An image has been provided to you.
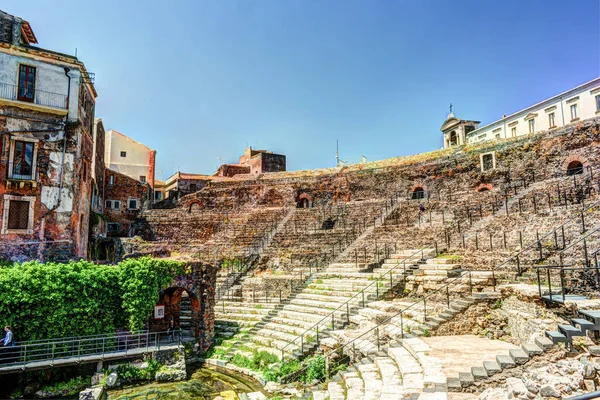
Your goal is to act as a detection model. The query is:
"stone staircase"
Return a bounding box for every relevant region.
[445,336,554,390]
[544,296,600,351]
[212,248,436,361]
[311,337,450,400]
[404,256,503,294]
[179,294,194,341]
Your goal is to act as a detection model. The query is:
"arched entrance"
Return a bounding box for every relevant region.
[296,193,312,208]
[566,160,584,176]
[154,286,201,343]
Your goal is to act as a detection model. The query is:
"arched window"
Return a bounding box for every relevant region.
[566,161,584,176]
[478,187,490,192]
[411,187,426,200]
[449,131,458,146]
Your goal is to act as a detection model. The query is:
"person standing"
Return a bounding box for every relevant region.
[1,326,12,347]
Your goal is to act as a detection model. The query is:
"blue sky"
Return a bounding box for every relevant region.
[6,0,600,179]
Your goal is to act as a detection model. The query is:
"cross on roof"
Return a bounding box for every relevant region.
[449,103,453,113]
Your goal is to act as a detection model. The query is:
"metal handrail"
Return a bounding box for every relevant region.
[17,330,149,345]
[279,243,435,361]
[503,198,600,274]
[0,330,181,369]
[564,390,600,400]
[279,264,477,383]
[280,196,600,381]
[0,82,68,109]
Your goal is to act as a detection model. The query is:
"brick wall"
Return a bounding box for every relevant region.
[104,169,149,237]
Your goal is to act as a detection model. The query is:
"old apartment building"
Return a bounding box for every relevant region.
[104,129,156,188]
[0,10,97,261]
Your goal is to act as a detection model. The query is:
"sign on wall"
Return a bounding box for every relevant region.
[154,305,165,319]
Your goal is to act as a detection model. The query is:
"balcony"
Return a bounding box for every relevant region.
[0,82,68,111]
[6,160,37,189]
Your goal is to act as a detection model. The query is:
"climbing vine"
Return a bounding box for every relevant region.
[0,258,184,341]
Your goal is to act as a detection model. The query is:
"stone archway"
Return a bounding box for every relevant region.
[562,155,588,176]
[150,262,216,352]
[296,192,312,208]
[187,201,203,213]
[475,183,494,192]
[156,286,201,342]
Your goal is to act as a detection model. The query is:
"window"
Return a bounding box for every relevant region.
[105,200,121,210]
[548,113,556,128]
[596,95,600,111]
[480,152,496,172]
[570,104,578,120]
[511,127,517,137]
[2,196,34,234]
[139,176,146,183]
[7,201,29,230]
[528,119,535,134]
[155,191,163,201]
[109,175,114,185]
[10,140,35,180]
[189,183,197,192]
[17,65,36,103]
[107,223,120,233]
[128,198,139,210]
[120,151,127,157]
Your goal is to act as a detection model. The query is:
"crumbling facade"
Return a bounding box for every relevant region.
[214,146,286,177]
[164,172,211,199]
[104,169,150,237]
[0,10,97,261]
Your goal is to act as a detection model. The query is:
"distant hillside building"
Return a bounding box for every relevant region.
[443,77,600,148]
[164,172,211,199]
[215,147,286,177]
[104,130,156,188]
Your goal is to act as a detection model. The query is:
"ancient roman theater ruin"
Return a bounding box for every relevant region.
[115,116,600,399]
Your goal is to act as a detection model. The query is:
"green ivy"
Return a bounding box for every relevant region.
[0,258,184,341]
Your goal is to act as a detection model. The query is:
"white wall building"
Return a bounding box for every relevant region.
[104,129,156,188]
[442,77,600,148]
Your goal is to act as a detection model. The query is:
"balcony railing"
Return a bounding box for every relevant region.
[0,82,67,109]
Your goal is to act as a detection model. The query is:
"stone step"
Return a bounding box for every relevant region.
[535,336,555,350]
[458,372,475,387]
[483,360,502,375]
[471,366,488,381]
[495,354,516,369]
[521,343,543,356]
[508,348,530,364]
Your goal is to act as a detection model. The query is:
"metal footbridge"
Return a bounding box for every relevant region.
[0,330,181,374]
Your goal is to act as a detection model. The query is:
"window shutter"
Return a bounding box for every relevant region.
[8,200,30,230]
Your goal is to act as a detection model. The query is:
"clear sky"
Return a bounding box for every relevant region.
[5,0,600,180]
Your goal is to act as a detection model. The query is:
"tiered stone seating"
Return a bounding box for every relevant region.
[213,249,432,361]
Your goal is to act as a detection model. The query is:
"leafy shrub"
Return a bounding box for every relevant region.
[0,258,184,341]
[301,355,326,383]
[37,376,89,397]
[116,359,162,383]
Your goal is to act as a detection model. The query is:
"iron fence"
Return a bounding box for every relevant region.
[0,82,68,109]
[0,330,180,370]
